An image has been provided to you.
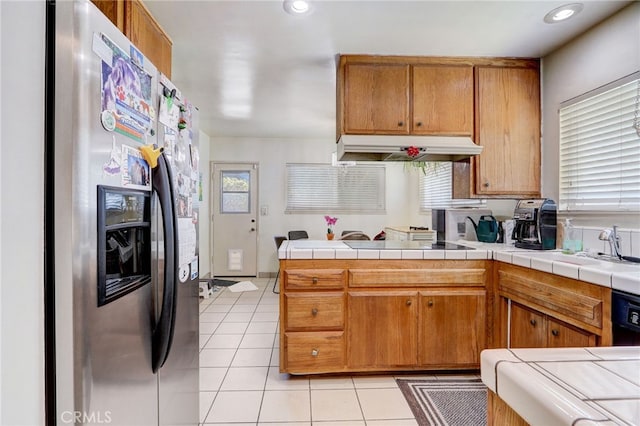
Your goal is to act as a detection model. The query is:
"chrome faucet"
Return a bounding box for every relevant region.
[598,225,622,259]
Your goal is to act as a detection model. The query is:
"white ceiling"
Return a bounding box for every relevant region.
[145,0,632,139]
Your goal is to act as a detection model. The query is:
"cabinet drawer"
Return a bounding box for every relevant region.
[284,269,346,290]
[498,266,603,329]
[349,268,485,287]
[285,293,344,331]
[284,332,345,373]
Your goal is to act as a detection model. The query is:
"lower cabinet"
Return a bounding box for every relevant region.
[497,263,610,349]
[280,259,490,374]
[284,331,345,373]
[509,301,596,348]
[346,289,487,370]
[347,292,418,368]
[419,290,486,366]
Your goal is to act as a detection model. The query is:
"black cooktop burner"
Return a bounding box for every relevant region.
[342,241,473,250]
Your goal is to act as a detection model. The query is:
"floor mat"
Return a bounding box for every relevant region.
[211,279,238,287]
[396,378,487,426]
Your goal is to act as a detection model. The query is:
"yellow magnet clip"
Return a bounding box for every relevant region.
[140,144,164,169]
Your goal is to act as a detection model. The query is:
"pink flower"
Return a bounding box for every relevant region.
[324,215,338,234]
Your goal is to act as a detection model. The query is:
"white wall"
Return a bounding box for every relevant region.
[210,137,421,274]
[541,2,640,228]
[209,137,516,275]
[0,1,46,425]
[198,130,211,278]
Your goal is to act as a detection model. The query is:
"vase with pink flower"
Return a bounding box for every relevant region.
[324,215,338,240]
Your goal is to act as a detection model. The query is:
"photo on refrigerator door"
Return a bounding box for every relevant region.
[121,145,151,190]
[100,34,153,142]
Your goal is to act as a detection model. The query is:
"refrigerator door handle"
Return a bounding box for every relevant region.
[149,151,179,373]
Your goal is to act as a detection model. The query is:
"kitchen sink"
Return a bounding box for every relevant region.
[521,251,640,270]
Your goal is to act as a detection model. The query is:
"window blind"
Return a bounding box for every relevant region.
[286,163,386,214]
[559,74,640,212]
[419,162,485,211]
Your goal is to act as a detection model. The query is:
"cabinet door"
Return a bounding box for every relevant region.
[91,0,125,31]
[343,64,410,134]
[509,302,546,348]
[412,65,473,136]
[476,67,540,196]
[548,318,597,348]
[347,291,417,368]
[419,290,486,366]
[124,0,172,78]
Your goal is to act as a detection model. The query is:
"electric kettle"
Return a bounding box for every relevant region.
[466,215,499,243]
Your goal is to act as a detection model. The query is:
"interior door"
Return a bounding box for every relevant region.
[212,163,258,276]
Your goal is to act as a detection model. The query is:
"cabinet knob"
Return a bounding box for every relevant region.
[312,277,318,284]
[551,329,559,337]
[483,182,490,188]
[398,121,404,127]
[406,300,412,306]
[311,349,319,357]
[311,308,318,316]
[530,319,537,326]
[428,300,434,307]
[416,122,423,127]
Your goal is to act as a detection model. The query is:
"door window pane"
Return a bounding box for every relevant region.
[221,171,250,213]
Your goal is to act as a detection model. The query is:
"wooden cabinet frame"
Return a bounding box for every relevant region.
[279,259,492,374]
[492,263,612,348]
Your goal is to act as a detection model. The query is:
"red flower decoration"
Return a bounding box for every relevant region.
[406,146,420,158]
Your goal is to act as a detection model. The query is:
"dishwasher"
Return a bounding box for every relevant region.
[612,289,640,346]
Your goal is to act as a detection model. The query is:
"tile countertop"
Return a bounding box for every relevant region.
[481,347,640,426]
[278,240,640,295]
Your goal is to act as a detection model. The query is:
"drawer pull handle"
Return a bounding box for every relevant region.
[312,277,318,284]
[311,349,319,357]
[428,300,433,307]
[311,308,318,316]
[398,121,404,127]
[551,329,559,337]
[530,319,537,326]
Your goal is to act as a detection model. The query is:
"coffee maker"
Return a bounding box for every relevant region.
[512,199,557,250]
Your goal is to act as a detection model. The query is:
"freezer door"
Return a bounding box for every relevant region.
[53,1,159,424]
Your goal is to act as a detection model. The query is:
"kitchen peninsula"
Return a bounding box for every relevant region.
[278,239,493,374]
[278,239,639,425]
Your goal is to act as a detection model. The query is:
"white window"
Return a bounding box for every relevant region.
[286,163,386,214]
[419,162,485,211]
[559,73,640,212]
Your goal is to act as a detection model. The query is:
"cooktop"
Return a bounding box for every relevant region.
[342,241,473,250]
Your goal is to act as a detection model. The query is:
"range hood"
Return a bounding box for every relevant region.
[336,135,483,162]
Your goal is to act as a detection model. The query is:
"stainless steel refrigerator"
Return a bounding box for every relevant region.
[48,1,199,424]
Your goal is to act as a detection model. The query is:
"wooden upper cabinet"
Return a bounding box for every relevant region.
[91,0,172,78]
[475,66,540,196]
[412,65,473,136]
[342,63,410,135]
[124,0,172,78]
[338,58,474,137]
[91,0,124,29]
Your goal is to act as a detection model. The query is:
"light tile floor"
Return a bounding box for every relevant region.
[198,277,478,425]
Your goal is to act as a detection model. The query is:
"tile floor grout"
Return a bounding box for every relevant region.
[198,277,479,425]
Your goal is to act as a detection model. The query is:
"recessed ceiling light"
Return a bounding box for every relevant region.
[283,0,312,15]
[544,3,584,23]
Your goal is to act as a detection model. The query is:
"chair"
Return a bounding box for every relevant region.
[273,236,287,293]
[340,232,371,240]
[288,230,309,240]
[341,230,362,236]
